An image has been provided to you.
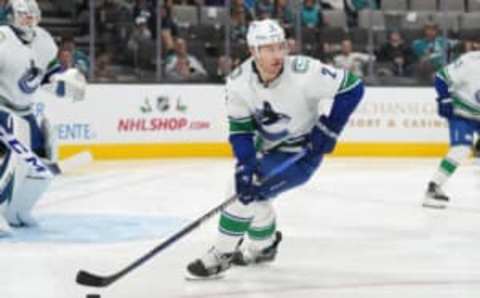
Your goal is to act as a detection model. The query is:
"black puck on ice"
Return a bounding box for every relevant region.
[86,294,100,298]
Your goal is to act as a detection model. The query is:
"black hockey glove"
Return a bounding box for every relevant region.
[310,115,340,154]
[235,161,259,205]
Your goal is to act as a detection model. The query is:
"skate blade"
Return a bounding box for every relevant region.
[422,201,447,209]
[184,270,225,281]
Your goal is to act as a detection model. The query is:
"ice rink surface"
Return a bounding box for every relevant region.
[2,157,480,298]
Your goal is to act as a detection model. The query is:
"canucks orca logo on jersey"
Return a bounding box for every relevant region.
[18,60,43,94]
[254,101,291,141]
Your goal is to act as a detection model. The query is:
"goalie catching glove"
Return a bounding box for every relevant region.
[50,68,87,102]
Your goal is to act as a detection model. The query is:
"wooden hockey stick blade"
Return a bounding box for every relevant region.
[56,151,93,174]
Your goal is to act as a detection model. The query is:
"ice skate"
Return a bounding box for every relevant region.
[185,247,234,280]
[231,231,282,266]
[423,182,449,209]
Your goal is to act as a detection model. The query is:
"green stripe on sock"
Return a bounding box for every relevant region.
[219,212,251,234]
[247,222,276,240]
[440,158,458,175]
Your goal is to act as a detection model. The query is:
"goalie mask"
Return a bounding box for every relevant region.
[9,0,41,43]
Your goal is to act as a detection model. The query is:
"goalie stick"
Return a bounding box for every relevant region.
[76,149,308,288]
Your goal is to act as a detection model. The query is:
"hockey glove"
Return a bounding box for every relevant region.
[437,97,454,119]
[235,162,259,205]
[310,115,340,154]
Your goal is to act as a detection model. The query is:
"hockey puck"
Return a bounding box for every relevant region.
[86,294,100,298]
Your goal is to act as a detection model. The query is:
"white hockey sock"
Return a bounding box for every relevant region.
[244,201,276,251]
[432,145,470,186]
[215,199,254,253]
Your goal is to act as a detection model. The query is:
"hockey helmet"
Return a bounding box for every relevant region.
[246,19,286,48]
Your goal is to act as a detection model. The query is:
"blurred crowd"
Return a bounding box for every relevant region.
[34,0,480,84]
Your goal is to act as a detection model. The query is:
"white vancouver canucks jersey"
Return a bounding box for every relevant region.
[0,25,57,113]
[437,51,480,121]
[226,55,361,152]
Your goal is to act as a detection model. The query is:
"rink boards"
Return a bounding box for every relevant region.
[36,84,449,159]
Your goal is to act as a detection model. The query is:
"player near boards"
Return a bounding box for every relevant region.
[186,19,365,279]
[423,51,480,208]
[0,0,86,235]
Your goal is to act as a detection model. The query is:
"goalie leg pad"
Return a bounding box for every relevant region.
[0,107,31,230]
[0,110,52,227]
[5,173,51,227]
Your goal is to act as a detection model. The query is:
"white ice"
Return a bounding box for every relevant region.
[1,157,480,298]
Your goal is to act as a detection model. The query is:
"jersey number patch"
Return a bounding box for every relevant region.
[321,67,337,79]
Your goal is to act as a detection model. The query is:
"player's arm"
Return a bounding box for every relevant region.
[226,83,258,205]
[310,68,365,154]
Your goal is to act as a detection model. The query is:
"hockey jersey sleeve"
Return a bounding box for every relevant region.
[327,74,364,133]
[307,58,364,133]
[226,80,256,165]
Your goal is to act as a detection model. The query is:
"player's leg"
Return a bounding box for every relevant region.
[423,117,473,208]
[5,114,55,227]
[0,144,16,236]
[186,151,321,278]
[186,199,254,279]
[232,150,321,265]
[231,200,282,265]
[0,108,28,235]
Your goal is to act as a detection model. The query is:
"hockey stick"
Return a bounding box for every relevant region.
[76,149,308,287]
[0,125,93,176]
[49,151,93,175]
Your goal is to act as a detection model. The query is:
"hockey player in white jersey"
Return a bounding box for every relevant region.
[186,19,365,279]
[0,0,85,235]
[423,51,480,208]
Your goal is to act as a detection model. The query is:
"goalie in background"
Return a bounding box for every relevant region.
[0,0,86,236]
[185,19,364,279]
[423,51,480,209]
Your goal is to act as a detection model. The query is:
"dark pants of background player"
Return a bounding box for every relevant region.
[256,150,322,200]
[448,117,480,147]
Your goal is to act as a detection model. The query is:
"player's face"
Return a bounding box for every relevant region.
[252,42,287,79]
[16,11,34,28]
